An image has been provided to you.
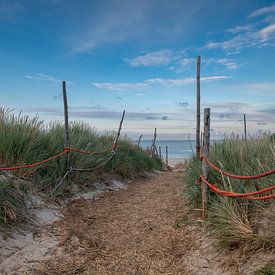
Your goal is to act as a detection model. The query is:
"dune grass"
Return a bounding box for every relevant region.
[185,134,275,251]
[0,109,162,228]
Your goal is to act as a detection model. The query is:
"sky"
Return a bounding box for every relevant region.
[0,0,275,140]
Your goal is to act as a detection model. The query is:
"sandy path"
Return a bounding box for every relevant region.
[33,171,233,275]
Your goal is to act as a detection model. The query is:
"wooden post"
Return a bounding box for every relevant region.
[158,146,162,159]
[113,110,125,149]
[202,108,210,220]
[196,56,201,157]
[243,114,247,140]
[150,128,157,156]
[62,81,70,174]
[165,146,168,166]
[137,134,143,147]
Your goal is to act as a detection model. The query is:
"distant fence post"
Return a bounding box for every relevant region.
[113,110,125,149]
[196,55,201,157]
[62,80,70,175]
[165,146,168,167]
[150,128,157,156]
[243,114,247,140]
[137,134,143,147]
[159,146,162,159]
[202,107,210,220]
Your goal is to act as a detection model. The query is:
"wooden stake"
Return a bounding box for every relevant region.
[62,81,70,174]
[137,134,143,147]
[196,56,201,157]
[243,114,247,140]
[165,146,168,167]
[158,146,162,159]
[150,128,157,156]
[113,110,125,149]
[202,108,210,220]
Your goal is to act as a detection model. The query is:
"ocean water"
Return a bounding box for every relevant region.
[137,140,221,163]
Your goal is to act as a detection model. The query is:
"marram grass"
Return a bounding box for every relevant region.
[0,109,162,228]
[184,134,275,250]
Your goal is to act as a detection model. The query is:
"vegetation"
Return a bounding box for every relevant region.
[185,135,275,252]
[254,263,275,275]
[0,109,162,228]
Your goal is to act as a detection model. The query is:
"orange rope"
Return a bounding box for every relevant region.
[199,176,275,201]
[200,148,275,180]
[0,149,70,171]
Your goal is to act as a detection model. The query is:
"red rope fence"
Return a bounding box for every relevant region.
[0,145,143,172]
[198,176,275,201]
[199,147,275,180]
[198,147,275,201]
[0,149,70,171]
[0,146,113,171]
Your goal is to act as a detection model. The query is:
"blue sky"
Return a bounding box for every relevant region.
[0,0,275,139]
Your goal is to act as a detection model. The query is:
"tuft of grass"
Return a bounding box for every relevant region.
[0,172,26,229]
[254,263,275,275]
[184,134,275,250]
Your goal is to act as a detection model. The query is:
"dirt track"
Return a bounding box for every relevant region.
[34,170,236,275]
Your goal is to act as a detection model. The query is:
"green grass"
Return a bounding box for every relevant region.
[0,109,163,228]
[184,134,275,250]
[254,263,275,275]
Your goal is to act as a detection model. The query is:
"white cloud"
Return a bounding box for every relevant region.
[249,4,275,18]
[125,50,174,67]
[227,25,252,34]
[259,23,275,40]
[125,51,238,72]
[216,59,239,70]
[93,75,230,91]
[205,23,275,52]
[93,82,148,91]
[25,73,61,83]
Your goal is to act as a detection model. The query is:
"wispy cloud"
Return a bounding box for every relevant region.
[93,75,230,91]
[206,4,275,53]
[25,73,61,84]
[249,4,275,18]
[125,50,238,72]
[205,24,275,52]
[69,1,211,53]
[93,82,148,91]
[125,50,174,67]
[227,25,252,34]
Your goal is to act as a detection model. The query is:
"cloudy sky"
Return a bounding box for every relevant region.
[0,0,275,139]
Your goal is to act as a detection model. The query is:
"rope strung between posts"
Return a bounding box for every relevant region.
[0,144,147,172]
[198,176,275,201]
[0,148,70,171]
[199,147,275,180]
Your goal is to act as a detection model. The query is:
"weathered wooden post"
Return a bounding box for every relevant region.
[165,146,168,167]
[113,110,125,149]
[243,114,247,140]
[202,108,210,219]
[137,134,143,147]
[158,146,162,159]
[62,80,70,174]
[150,128,157,156]
[196,56,201,157]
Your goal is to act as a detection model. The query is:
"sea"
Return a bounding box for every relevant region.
[137,140,221,164]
